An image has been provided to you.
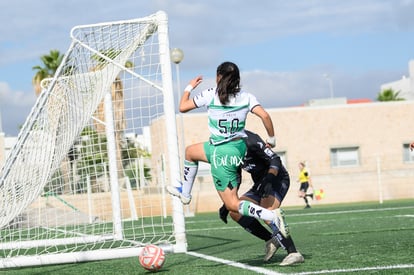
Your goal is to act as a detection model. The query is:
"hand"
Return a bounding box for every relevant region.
[258,173,277,198]
[266,136,276,148]
[188,76,203,90]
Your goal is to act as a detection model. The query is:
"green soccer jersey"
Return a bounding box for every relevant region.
[193,87,260,145]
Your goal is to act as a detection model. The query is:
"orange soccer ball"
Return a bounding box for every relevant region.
[139,244,166,272]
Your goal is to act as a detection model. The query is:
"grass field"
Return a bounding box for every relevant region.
[3,199,414,274]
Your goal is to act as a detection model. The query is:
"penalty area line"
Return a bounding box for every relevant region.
[293,263,414,275]
[186,251,284,275]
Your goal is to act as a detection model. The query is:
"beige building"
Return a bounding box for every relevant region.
[2,98,413,215]
[167,100,414,212]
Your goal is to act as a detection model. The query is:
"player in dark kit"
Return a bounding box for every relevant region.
[219,130,304,266]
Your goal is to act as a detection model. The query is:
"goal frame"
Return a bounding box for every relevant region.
[0,11,186,268]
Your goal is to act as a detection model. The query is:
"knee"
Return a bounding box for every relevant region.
[185,144,197,160]
[225,201,239,212]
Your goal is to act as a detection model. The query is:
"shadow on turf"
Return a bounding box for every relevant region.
[186,233,239,251]
[187,233,311,267]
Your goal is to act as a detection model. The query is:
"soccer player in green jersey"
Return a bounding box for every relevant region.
[167,61,288,241]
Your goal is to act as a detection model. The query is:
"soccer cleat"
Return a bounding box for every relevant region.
[166,185,192,205]
[272,208,290,238]
[279,252,304,266]
[263,239,279,262]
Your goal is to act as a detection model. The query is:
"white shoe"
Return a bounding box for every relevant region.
[166,185,192,205]
[263,239,279,262]
[272,208,290,237]
[279,252,304,266]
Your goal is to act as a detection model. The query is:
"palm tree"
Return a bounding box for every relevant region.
[32,48,131,192]
[32,50,64,96]
[32,49,76,194]
[377,88,405,102]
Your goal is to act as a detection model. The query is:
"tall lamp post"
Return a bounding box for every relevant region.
[170,48,185,155]
[171,48,184,105]
[323,73,334,99]
[170,48,193,216]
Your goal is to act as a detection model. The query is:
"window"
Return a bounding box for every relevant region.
[403,144,414,162]
[330,147,359,167]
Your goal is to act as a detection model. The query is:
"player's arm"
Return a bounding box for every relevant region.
[179,76,203,113]
[251,132,281,197]
[257,135,282,175]
[251,105,276,147]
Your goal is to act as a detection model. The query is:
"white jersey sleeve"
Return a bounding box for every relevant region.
[193,87,216,108]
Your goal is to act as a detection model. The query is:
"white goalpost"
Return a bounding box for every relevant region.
[0,11,186,268]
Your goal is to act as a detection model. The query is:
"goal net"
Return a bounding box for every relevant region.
[0,11,186,268]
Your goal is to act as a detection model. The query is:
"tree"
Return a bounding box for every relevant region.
[377,88,405,102]
[32,48,133,193]
[76,126,109,193]
[32,50,64,96]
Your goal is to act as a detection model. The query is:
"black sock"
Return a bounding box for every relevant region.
[304,197,309,205]
[273,232,297,254]
[237,216,272,241]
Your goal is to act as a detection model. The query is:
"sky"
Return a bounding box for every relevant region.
[1,0,414,136]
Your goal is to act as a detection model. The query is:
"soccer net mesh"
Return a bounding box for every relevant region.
[0,11,186,268]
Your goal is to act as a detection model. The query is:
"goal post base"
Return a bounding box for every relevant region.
[0,10,186,268]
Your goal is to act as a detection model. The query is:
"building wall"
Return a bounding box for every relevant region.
[173,100,414,211]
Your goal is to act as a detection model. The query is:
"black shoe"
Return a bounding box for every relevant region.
[304,205,311,209]
[219,204,229,224]
[306,193,314,200]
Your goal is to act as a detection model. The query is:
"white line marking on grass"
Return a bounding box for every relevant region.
[289,206,414,218]
[186,251,283,275]
[292,264,414,274]
[396,214,414,218]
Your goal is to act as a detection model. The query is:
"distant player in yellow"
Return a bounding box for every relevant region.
[297,162,313,208]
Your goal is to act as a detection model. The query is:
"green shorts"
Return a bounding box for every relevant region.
[203,139,246,192]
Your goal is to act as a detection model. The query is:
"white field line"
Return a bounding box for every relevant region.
[288,205,414,217]
[185,205,414,274]
[395,214,414,218]
[292,264,414,274]
[187,251,414,275]
[186,251,284,275]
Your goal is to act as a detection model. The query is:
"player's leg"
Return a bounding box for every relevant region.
[210,148,279,223]
[302,182,311,208]
[299,183,310,208]
[167,142,207,204]
[219,203,230,224]
[231,191,279,262]
[219,167,242,224]
[263,176,304,266]
[229,193,273,241]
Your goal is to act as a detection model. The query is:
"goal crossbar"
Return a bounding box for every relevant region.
[0,10,186,268]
